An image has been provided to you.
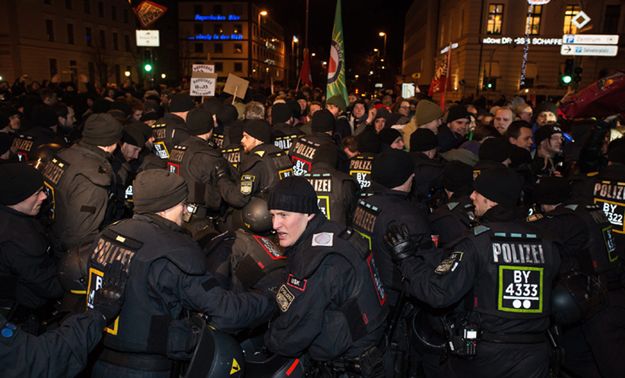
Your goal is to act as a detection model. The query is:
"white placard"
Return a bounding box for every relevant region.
[192,64,215,74]
[401,83,416,98]
[136,30,160,47]
[562,34,619,45]
[527,0,550,4]
[561,44,618,57]
[190,77,216,96]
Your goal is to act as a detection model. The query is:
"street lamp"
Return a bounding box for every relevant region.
[291,35,299,86]
[124,70,131,77]
[378,32,387,58]
[161,73,167,79]
[258,10,268,39]
[311,52,316,57]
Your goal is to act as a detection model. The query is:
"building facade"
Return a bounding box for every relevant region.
[0,0,141,86]
[178,1,286,86]
[402,0,624,100]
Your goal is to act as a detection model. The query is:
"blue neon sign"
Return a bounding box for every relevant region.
[188,34,244,41]
[194,14,241,21]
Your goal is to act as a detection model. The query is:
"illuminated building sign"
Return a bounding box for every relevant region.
[188,34,244,41]
[194,14,241,21]
[482,37,562,45]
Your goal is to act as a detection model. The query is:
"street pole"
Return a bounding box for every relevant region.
[520,4,533,89]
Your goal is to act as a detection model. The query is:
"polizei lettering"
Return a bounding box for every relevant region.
[492,242,545,265]
[307,178,332,192]
[92,238,136,273]
[353,205,377,233]
[350,159,372,171]
[594,182,625,201]
[292,141,317,160]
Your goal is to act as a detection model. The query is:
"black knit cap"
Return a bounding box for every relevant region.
[478,137,511,163]
[372,149,414,189]
[268,176,319,214]
[122,122,150,147]
[607,137,625,165]
[169,93,195,113]
[312,143,338,167]
[446,105,472,124]
[186,108,214,136]
[82,113,123,146]
[356,127,381,153]
[271,103,293,124]
[473,166,522,207]
[533,177,571,205]
[534,124,562,145]
[217,104,238,126]
[379,128,402,146]
[311,109,335,133]
[0,163,44,205]
[442,161,474,195]
[243,119,272,143]
[410,128,438,152]
[133,169,188,214]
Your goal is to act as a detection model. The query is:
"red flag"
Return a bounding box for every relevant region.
[299,48,313,87]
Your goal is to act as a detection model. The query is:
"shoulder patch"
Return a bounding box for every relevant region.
[276,284,295,312]
[287,274,307,292]
[473,225,490,236]
[254,150,266,158]
[311,232,333,247]
[564,204,579,211]
[240,174,255,195]
[434,251,463,275]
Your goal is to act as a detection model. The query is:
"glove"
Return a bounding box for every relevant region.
[384,223,415,262]
[214,160,229,180]
[89,261,128,324]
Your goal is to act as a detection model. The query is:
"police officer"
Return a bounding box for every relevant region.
[271,103,304,152]
[473,137,511,179]
[385,167,560,378]
[0,164,63,321]
[89,169,274,377]
[289,109,338,176]
[265,177,388,377]
[2,259,126,378]
[408,128,445,208]
[48,113,122,253]
[533,177,625,377]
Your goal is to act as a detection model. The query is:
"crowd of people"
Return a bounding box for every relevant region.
[1,74,625,378]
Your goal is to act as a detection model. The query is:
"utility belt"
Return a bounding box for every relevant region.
[318,345,384,377]
[99,348,172,372]
[480,331,546,344]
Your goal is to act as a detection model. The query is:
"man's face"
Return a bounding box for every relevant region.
[132,110,143,122]
[449,118,470,136]
[470,190,494,218]
[297,99,307,112]
[510,127,533,151]
[348,94,357,104]
[241,131,260,153]
[374,117,386,133]
[352,103,366,118]
[326,104,340,117]
[390,137,404,150]
[121,142,142,161]
[536,111,557,126]
[546,133,563,154]
[271,210,313,247]
[494,109,513,135]
[309,104,322,116]
[398,101,411,117]
[59,107,76,128]
[518,106,533,123]
[11,187,47,216]
[9,114,20,130]
[171,202,185,226]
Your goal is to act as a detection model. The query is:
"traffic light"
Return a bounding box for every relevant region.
[560,59,574,86]
[143,63,153,72]
[483,77,496,90]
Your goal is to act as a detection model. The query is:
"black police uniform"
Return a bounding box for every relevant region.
[290,133,345,176]
[89,213,274,377]
[396,205,560,378]
[1,311,106,378]
[305,162,359,226]
[238,143,293,197]
[265,215,388,371]
[272,122,304,153]
[349,153,375,195]
[409,152,445,208]
[428,194,476,248]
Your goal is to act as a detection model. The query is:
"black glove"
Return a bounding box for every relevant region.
[384,223,415,262]
[214,160,229,180]
[89,261,128,324]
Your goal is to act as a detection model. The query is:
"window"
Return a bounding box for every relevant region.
[214,43,223,53]
[85,27,92,46]
[525,5,543,35]
[234,62,243,72]
[194,23,203,34]
[49,58,58,77]
[215,62,223,72]
[97,1,104,17]
[111,6,116,21]
[193,4,202,15]
[124,34,130,51]
[603,5,620,34]
[112,32,118,50]
[45,20,55,42]
[234,43,243,53]
[65,0,72,9]
[214,24,223,34]
[123,9,129,23]
[213,5,222,14]
[194,43,203,53]
[83,0,90,14]
[67,23,74,44]
[233,24,242,34]
[486,4,504,34]
[563,5,581,34]
[99,30,106,49]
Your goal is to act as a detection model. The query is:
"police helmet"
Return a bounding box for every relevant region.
[31,142,63,170]
[57,243,91,294]
[183,322,245,378]
[241,197,272,234]
[551,272,606,326]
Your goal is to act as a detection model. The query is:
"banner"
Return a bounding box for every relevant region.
[428,48,451,97]
[299,48,313,87]
[326,0,348,104]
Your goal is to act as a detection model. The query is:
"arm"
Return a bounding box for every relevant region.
[63,174,110,246]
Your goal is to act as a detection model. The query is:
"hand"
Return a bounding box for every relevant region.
[384,223,415,261]
[90,261,128,324]
[214,160,229,180]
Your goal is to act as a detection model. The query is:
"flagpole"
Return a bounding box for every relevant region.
[304,0,310,49]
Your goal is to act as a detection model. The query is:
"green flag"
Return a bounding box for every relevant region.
[326,0,348,104]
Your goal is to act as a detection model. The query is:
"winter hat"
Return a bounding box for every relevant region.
[536,102,558,116]
[133,169,188,214]
[534,124,563,145]
[217,104,239,126]
[312,143,339,167]
[326,95,347,113]
[169,93,195,113]
[243,119,272,144]
[607,137,625,165]
[446,105,472,124]
[82,113,123,146]
[478,137,511,163]
[379,128,402,146]
[268,176,319,214]
[415,100,443,126]
[356,127,381,153]
[410,128,438,152]
[442,161,474,195]
[372,149,414,189]
[186,108,214,136]
[0,163,44,206]
[122,122,150,147]
[473,166,522,207]
[311,109,336,133]
[271,103,293,124]
[533,177,571,205]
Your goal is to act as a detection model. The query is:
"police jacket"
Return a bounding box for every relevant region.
[289,133,339,176]
[353,189,431,307]
[348,153,375,194]
[239,143,293,196]
[0,205,63,309]
[409,152,445,207]
[48,141,115,251]
[88,213,274,356]
[272,123,304,152]
[398,205,560,335]
[307,162,359,226]
[266,215,388,361]
[437,125,465,153]
[429,194,475,248]
[169,135,247,211]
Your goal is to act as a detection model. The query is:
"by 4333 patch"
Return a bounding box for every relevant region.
[498,265,544,313]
